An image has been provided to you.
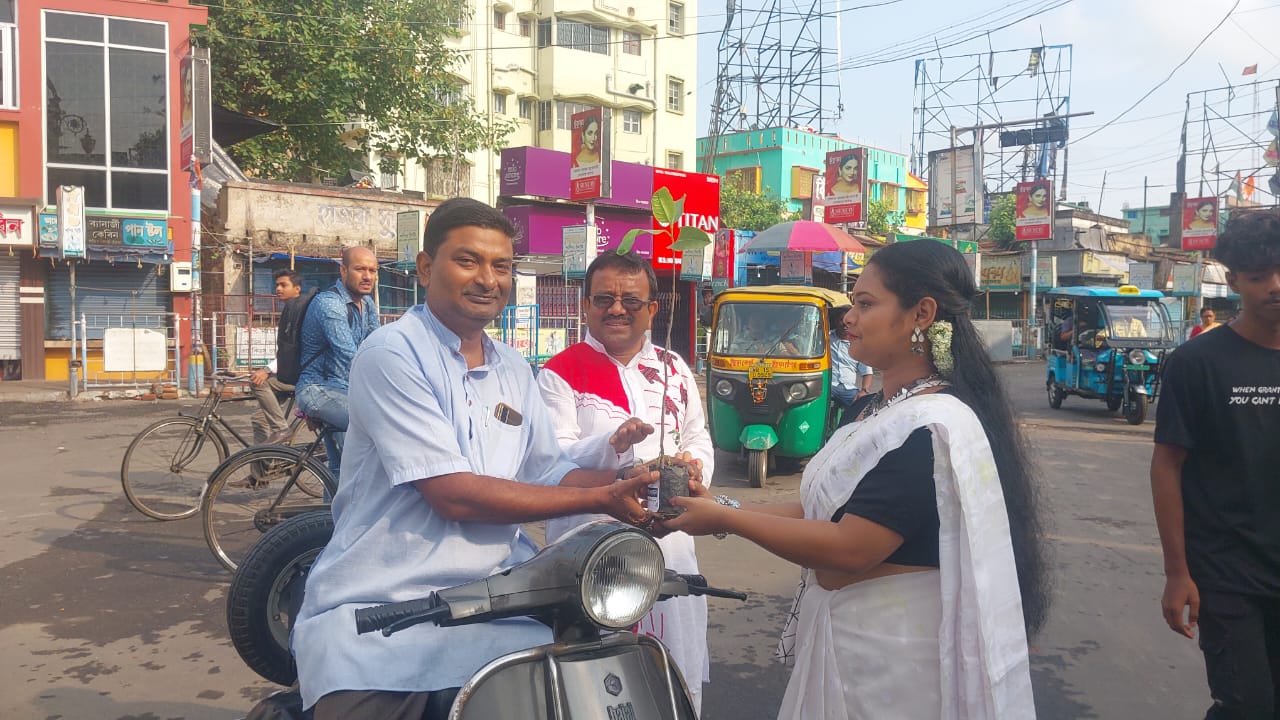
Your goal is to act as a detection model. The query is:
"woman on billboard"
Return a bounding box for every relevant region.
[828,152,862,197]
[1185,200,1217,232]
[1018,182,1051,219]
[572,115,601,168]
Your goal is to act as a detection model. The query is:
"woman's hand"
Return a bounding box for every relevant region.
[664,495,731,536]
[672,451,704,486]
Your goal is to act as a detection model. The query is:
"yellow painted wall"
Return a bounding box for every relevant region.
[44,346,172,383]
[0,123,17,196]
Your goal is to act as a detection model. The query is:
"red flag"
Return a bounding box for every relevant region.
[1242,64,1258,75]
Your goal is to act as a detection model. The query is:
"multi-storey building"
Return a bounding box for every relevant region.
[374,0,699,203]
[0,0,207,383]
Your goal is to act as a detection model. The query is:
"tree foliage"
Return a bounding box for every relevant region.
[988,194,1019,248]
[197,0,514,181]
[719,185,799,231]
[864,199,895,236]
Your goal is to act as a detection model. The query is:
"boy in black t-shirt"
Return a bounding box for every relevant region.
[1152,208,1280,719]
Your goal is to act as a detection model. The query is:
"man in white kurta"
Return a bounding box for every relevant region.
[538,252,715,713]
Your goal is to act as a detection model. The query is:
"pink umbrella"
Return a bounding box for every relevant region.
[739,220,868,254]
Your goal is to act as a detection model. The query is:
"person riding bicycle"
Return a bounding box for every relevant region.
[294,246,380,475]
[250,268,303,446]
[291,198,660,718]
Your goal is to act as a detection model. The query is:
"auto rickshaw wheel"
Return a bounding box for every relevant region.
[1046,375,1064,409]
[1125,393,1148,425]
[747,449,767,488]
[1106,396,1123,412]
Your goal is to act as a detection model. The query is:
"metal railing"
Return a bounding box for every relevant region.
[72,312,181,392]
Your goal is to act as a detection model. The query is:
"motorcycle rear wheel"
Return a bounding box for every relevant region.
[226,510,333,686]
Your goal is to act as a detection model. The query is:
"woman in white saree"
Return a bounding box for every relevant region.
[668,239,1050,719]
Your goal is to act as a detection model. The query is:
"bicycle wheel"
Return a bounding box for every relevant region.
[121,417,227,520]
[202,446,333,572]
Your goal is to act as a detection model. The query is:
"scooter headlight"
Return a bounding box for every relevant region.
[715,379,733,398]
[785,383,807,402]
[1095,363,1107,373]
[580,531,665,629]
[1128,349,1146,364]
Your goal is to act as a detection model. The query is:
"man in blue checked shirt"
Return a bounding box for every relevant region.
[295,245,380,472]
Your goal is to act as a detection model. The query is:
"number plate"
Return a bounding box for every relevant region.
[1123,363,1150,371]
[748,361,773,380]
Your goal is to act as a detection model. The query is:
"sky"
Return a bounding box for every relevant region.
[693,0,1280,218]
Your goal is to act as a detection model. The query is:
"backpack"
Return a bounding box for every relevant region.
[274,287,320,386]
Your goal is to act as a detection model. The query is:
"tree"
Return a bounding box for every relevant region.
[988,194,1019,248]
[197,0,514,181]
[864,199,895,236]
[719,185,799,231]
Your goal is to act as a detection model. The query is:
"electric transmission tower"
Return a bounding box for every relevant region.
[702,0,841,173]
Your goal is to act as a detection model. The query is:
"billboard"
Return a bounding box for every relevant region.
[927,145,983,227]
[179,48,212,171]
[56,185,86,259]
[649,168,721,271]
[822,148,864,224]
[569,107,611,201]
[1181,197,1218,251]
[1014,180,1053,241]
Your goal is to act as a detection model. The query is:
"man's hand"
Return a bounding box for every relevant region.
[250,368,270,388]
[672,451,704,486]
[1162,572,1200,638]
[595,469,657,526]
[609,417,654,455]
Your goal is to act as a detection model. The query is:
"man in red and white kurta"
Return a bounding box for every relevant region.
[537,254,715,713]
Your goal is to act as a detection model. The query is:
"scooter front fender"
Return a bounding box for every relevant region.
[453,633,695,720]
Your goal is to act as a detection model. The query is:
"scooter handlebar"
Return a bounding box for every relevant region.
[355,596,441,636]
[675,574,748,601]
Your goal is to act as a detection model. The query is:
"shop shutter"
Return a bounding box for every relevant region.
[0,255,19,360]
[45,263,170,340]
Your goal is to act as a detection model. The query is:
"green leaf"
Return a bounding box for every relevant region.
[616,228,658,255]
[669,225,712,251]
[652,187,679,226]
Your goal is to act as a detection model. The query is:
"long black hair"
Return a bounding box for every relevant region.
[866,239,1051,636]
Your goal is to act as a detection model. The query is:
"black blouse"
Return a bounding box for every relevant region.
[831,425,941,568]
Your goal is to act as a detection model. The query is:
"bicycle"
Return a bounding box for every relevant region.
[201,419,338,572]
[120,371,305,521]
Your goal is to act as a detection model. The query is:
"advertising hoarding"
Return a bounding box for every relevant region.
[1181,197,1218,251]
[1014,180,1053,241]
[822,148,864,224]
[649,168,721,271]
[569,107,611,201]
[927,145,983,227]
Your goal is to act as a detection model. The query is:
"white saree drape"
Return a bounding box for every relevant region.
[777,393,1035,720]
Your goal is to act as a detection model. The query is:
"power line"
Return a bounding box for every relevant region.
[1069,0,1241,147]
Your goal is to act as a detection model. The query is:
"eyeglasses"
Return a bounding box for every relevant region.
[589,294,652,312]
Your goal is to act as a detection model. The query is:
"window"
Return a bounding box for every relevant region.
[668,2,684,34]
[666,76,684,113]
[519,97,533,120]
[725,167,760,193]
[622,30,641,55]
[556,19,608,55]
[519,17,532,37]
[666,151,683,170]
[492,9,506,31]
[0,0,15,109]
[537,100,553,132]
[44,13,169,211]
[622,109,641,134]
[536,19,551,48]
[555,101,595,130]
[493,92,506,114]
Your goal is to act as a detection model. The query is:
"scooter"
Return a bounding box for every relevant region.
[227,514,745,719]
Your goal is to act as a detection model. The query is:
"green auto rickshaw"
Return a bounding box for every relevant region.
[706,285,851,487]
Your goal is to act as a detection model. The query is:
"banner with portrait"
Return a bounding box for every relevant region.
[822,148,864,224]
[1014,180,1053,241]
[1181,196,1218,251]
[569,107,610,201]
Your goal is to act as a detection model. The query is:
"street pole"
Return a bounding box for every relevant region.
[1142,176,1148,236]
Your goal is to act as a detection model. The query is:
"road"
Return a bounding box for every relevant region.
[0,361,1209,719]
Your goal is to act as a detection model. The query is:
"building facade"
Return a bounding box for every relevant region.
[695,127,912,227]
[374,0,699,204]
[0,0,207,382]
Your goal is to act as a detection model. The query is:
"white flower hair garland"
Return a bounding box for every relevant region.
[927,320,954,376]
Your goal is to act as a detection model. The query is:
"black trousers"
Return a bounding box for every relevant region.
[1200,591,1280,720]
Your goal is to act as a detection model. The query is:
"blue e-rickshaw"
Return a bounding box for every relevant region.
[1044,285,1177,425]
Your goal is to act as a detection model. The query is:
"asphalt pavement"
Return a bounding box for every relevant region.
[0,360,1212,719]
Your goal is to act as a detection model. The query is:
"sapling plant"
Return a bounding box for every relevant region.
[616,187,712,517]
